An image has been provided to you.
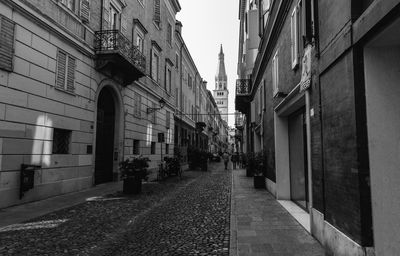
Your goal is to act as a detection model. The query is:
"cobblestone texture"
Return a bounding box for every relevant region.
[0,164,231,256]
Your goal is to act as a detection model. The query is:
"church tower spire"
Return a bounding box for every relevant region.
[213,44,229,124]
[216,44,227,86]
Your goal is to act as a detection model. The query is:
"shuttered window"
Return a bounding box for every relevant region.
[154,0,161,24]
[167,23,172,45]
[56,50,76,93]
[0,15,15,72]
[80,0,90,22]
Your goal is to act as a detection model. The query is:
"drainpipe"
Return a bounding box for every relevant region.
[305,89,313,230]
[100,0,104,30]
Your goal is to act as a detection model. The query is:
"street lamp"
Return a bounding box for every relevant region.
[147,98,166,114]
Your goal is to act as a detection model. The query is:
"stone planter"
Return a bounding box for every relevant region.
[253,175,266,189]
[123,177,142,194]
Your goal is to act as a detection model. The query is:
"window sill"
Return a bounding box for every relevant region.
[54,86,76,96]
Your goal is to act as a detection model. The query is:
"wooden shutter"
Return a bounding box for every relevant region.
[66,56,76,92]
[56,51,67,89]
[0,15,15,72]
[154,0,161,23]
[103,0,110,29]
[80,0,90,23]
[121,13,128,35]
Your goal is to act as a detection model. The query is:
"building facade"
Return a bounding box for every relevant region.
[236,0,400,255]
[0,0,227,209]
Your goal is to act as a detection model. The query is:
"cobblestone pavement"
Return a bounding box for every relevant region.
[0,163,231,256]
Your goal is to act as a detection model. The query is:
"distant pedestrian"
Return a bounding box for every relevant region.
[231,152,238,169]
[222,151,230,170]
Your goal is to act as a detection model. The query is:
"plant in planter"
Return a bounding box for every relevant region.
[119,156,150,195]
[253,151,266,189]
[246,152,255,177]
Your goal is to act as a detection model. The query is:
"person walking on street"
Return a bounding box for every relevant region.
[222,151,230,170]
[231,152,238,169]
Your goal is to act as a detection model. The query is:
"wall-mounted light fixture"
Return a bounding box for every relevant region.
[147,98,166,114]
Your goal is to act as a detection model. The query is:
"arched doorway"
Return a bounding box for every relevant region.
[95,87,116,184]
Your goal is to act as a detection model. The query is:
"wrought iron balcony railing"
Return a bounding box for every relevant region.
[94,30,146,74]
[236,79,252,95]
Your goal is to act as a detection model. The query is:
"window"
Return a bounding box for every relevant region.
[151,49,160,82]
[188,75,192,89]
[259,0,270,35]
[52,128,71,154]
[291,0,314,69]
[166,111,171,128]
[133,139,140,155]
[167,23,172,45]
[291,5,299,69]
[56,50,76,93]
[153,0,161,26]
[0,15,15,72]
[80,0,90,22]
[175,53,179,70]
[61,0,75,11]
[133,92,142,118]
[165,63,172,93]
[165,144,169,155]
[272,50,279,96]
[135,32,144,53]
[151,142,156,154]
[109,3,120,29]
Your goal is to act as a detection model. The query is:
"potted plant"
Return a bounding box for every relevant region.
[119,156,150,194]
[246,152,255,177]
[253,151,266,189]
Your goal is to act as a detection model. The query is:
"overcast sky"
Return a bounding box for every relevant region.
[176,0,240,127]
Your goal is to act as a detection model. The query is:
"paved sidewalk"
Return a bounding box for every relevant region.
[0,181,122,228]
[230,169,325,256]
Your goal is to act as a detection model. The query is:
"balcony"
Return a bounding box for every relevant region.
[94,30,146,85]
[235,79,252,113]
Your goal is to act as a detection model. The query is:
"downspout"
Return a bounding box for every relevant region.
[100,0,104,31]
[305,88,313,230]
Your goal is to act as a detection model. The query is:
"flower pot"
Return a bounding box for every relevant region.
[246,167,253,177]
[253,175,266,189]
[123,177,142,194]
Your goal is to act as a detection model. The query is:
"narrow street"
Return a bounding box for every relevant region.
[0,163,231,256]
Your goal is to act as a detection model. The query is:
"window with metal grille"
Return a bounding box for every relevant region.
[56,50,76,93]
[52,128,71,154]
[133,139,140,155]
[0,15,15,72]
[151,142,156,154]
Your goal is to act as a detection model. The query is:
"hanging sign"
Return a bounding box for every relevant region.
[300,45,312,93]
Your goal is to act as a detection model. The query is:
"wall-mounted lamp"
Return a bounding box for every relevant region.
[147,98,166,114]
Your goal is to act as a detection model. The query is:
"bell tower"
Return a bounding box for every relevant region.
[213,44,229,123]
